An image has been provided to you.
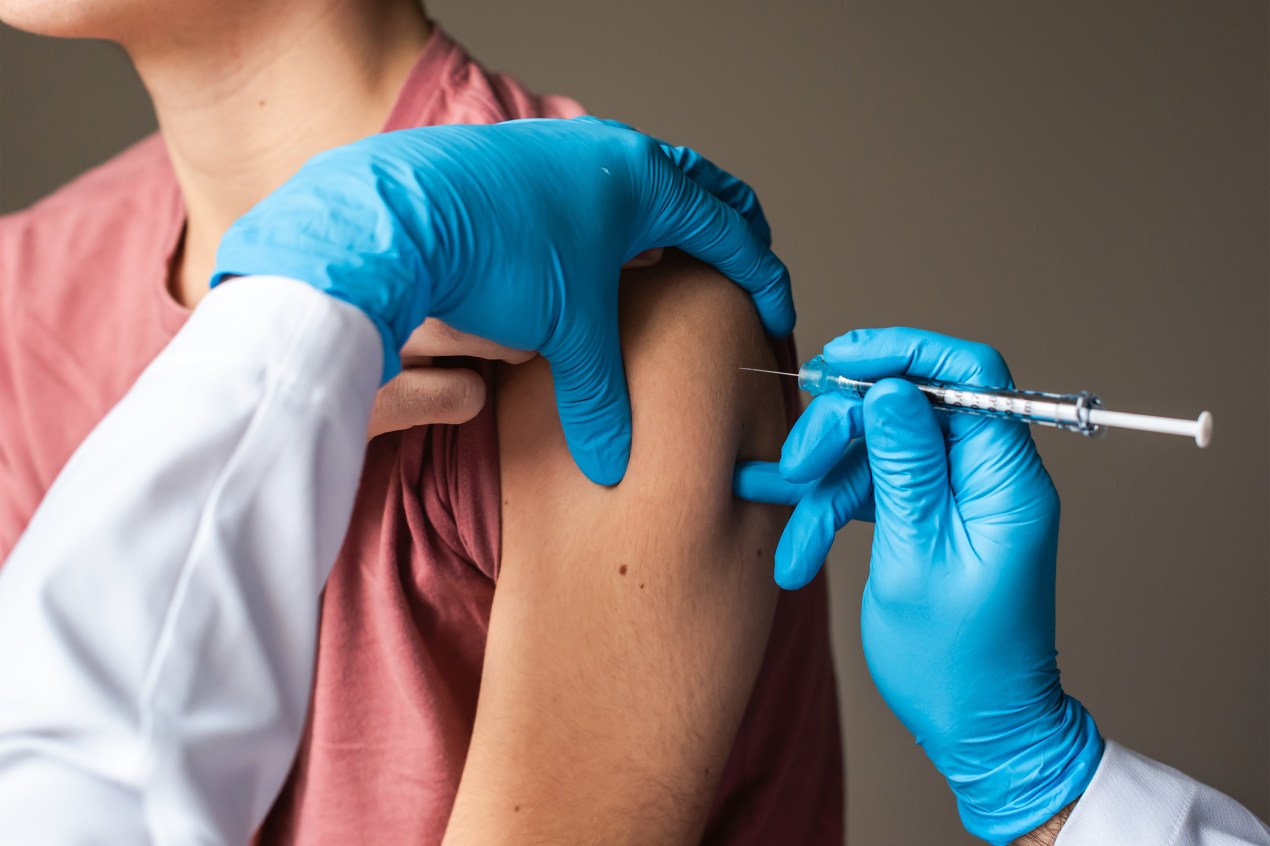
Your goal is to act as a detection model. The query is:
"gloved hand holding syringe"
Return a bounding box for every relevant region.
[733,328,1267,845]
[744,353,1213,447]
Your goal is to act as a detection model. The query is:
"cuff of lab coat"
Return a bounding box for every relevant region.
[173,275,383,411]
[1054,739,1270,846]
[1055,740,1197,845]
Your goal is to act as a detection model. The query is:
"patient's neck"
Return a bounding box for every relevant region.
[126,0,431,309]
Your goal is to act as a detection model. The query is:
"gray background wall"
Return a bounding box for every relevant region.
[2,1,1266,842]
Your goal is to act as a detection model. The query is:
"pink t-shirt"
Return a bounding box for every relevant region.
[0,26,843,843]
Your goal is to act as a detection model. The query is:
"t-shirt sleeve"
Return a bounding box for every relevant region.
[0,216,27,562]
[1056,740,1270,845]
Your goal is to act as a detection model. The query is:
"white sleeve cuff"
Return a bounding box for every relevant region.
[1057,740,1270,846]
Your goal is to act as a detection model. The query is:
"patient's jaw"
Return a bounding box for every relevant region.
[445,251,791,844]
[1,0,329,47]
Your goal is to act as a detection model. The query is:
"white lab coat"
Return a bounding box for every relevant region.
[0,277,1264,845]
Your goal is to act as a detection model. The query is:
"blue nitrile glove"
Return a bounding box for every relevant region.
[212,117,793,485]
[734,328,1103,844]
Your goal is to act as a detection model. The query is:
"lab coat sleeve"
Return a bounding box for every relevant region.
[1056,740,1270,845]
[0,276,382,845]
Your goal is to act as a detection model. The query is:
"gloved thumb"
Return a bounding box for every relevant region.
[863,379,954,568]
[545,308,632,486]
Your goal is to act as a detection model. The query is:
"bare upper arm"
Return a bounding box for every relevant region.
[443,251,791,844]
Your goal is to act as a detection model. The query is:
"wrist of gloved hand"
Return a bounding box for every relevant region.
[936,692,1103,844]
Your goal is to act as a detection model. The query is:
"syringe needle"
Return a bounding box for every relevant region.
[739,367,799,377]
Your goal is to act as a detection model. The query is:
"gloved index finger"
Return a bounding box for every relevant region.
[823,327,1015,389]
[645,161,795,338]
[655,144,772,247]
[571,117,772,246]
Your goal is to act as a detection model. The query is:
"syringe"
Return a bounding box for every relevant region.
[743,355,1213,448]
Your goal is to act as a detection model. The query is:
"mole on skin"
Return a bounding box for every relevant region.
[618,565,628,576]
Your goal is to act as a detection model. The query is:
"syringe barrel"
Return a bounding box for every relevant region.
[797,355,1104,436]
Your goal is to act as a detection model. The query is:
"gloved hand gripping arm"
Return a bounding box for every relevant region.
[214,117,794,485]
